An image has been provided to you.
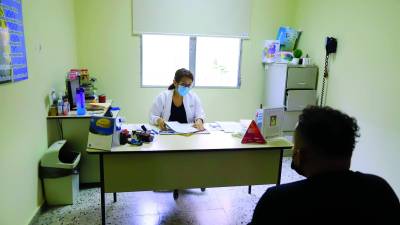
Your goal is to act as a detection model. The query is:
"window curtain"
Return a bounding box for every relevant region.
[132,0,251,38]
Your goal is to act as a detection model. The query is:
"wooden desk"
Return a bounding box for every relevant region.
[87,132,292,225]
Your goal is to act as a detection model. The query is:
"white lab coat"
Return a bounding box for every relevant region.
[149,90,205,125]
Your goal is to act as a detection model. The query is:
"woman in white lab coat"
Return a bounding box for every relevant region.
[150,68,206,131]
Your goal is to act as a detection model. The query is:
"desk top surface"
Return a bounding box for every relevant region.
[47,102,112,119]
[87,130,293,154]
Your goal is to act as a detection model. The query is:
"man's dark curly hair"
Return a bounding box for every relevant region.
[296,106,360,158]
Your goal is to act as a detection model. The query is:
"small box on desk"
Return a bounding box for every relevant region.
[255,107,284,138]
[87,116,116,151]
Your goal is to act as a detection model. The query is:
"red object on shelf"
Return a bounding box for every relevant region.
[241,120,266,144]
[99,95,106,103]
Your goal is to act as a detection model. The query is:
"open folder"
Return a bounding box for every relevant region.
[161,121,209,135]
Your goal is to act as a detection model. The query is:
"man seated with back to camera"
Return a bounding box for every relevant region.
[249,106,400,225]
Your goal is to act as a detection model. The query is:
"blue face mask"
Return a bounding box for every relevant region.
[177,85,190,96]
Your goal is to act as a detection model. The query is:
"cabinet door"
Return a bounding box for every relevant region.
[286,90,317,111]
[264,64,287,108]
[286,67,318,89]
[283,111,301,132]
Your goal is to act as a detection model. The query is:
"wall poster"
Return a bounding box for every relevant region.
[0,0,27,84]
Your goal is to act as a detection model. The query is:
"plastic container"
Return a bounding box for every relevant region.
[57,99,63,116]
[63,98,70,115]
[112,117,123,146]
[39,140,81,205]
[76,87,86,115]
[99,94,106,103]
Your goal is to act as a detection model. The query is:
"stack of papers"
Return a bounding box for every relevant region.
[215,121,243,133]
[120,122,209,135]
[121,124,143,131]
[165,121,199,134]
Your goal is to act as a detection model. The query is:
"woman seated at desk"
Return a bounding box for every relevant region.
[149,68,206,199]
[150,68,206,131]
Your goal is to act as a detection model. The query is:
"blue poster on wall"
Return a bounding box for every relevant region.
[0,0,27,84]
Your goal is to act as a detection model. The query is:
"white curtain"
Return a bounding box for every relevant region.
[132,0,252,38]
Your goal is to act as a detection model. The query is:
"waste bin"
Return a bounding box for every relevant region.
[39,140,81,205]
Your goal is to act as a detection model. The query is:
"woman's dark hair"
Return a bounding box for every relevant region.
[168,68,194,90]
[296,106,360,159]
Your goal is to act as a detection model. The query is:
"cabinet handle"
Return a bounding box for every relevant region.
[297,82,307,85]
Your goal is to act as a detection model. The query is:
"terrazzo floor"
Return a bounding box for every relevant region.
[32,157,303,225]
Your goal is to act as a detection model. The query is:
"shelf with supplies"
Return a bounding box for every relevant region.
[264,63,318,132]
[47,101,113,119]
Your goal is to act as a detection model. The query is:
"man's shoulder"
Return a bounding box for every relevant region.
[348,171,395,191]
[352,171,399,199]
[251,172,399,225]
[270,171,398,197]
[253,180,309,219]
[264,179,309,199]
[263,171,391,198]
[352,171,389,183]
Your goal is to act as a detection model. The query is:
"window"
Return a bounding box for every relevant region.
[141,35,190,86]
[195,37,241,87]
[141,34,242,88]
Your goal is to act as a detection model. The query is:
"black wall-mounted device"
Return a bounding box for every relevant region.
[325,37,337,55]
[320,36,338,106]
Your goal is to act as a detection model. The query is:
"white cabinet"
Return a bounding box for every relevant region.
[264,63,318,132]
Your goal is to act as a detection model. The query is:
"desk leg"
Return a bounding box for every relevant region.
[113,192,117,202]
[100,154,106,225]
[277,149,283,186]
[248,148,283,194]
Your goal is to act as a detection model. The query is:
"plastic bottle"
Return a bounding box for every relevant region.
[63,98,70,115]
[113,117,122,146]
[57,99,63,116]
[76,87,86,115]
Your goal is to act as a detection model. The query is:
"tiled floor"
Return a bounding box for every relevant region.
[32,157,303,225]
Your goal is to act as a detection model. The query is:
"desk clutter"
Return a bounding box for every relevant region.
[262,26,313,66]
[117,120,277,146]
[48,68,108,117]
[119,128,155,146]
[87,118,157,150]
[86,105,286,152]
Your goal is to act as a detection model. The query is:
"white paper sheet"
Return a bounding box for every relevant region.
[215,121,243,133]
[165,121,199,134]
[121,124,142,131]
